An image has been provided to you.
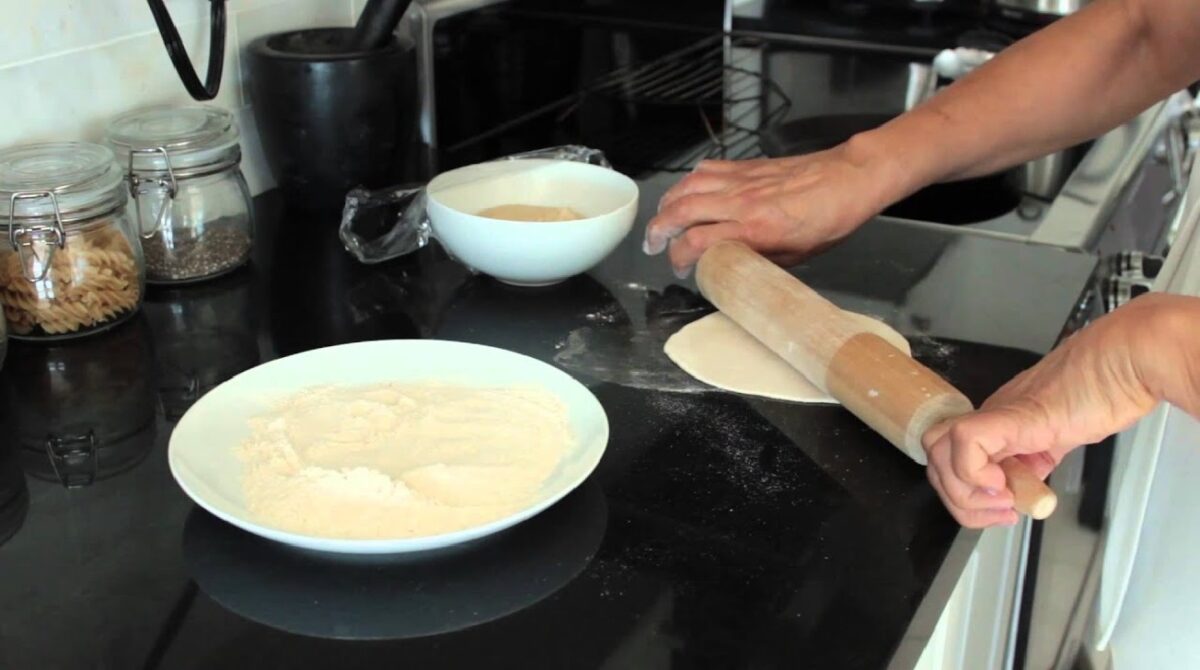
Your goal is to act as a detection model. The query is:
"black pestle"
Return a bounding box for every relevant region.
[352,0,413,51]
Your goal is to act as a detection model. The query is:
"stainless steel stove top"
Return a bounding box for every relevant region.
[421,7,1180,255]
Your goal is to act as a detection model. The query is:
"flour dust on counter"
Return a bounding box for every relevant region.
[554,326,712,394]
[646,393,807,501]
[664,311,912,403]
[237,382,573,539]
[909,334,959,371]
[553,286,718,394]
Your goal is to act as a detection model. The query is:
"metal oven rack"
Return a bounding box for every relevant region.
[445,34,792,173]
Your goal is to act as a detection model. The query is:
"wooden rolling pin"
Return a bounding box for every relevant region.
[696,241,1057,520]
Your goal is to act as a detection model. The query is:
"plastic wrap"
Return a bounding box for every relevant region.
[339,146,610,264]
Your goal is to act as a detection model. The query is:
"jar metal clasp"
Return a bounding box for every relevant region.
[45,430,99,488]
[7,190,67,282]
[128,146,179,239]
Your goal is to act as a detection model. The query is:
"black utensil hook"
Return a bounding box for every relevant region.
[147,0,227,101]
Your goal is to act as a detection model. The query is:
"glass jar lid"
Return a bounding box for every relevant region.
[0,142,126,224]
[106,105,241,175]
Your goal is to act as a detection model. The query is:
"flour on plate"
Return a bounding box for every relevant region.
[237,383,573,539]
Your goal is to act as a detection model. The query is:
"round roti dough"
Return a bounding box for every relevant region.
[663,311,912,403]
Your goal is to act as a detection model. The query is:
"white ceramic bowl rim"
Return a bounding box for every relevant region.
[425,158,638,221]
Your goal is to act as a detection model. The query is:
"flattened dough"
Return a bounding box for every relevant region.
[663,312,912,403]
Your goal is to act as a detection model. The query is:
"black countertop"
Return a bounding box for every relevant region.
[0,171,1097,668]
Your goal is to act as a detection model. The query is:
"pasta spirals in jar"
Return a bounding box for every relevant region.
[0,142,145,340]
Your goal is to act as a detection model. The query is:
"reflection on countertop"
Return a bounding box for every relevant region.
[2,317,157,487]
[144,269,262,421]
[0,437,28,549]
[183,482,607,641]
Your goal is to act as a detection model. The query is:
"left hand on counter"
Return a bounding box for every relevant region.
[920,293,1198,528]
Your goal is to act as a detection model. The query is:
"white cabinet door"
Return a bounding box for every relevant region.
[915,522,1026,670]
[1091,146,1200,667]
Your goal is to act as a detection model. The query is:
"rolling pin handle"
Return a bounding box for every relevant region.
[1000,458,1058,520]
[695,240,1059,521]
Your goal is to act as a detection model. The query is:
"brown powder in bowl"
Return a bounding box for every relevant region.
[477,204,585,222]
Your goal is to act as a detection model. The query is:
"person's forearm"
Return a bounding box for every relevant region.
[846,0,1200,207]
[1138,294,1200,418]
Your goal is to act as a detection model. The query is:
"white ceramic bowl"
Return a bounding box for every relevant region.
[426,159,639,286]
[168,340,609,555]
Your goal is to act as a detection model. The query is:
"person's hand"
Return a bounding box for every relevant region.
[920,294,1188,528]
[643,140,903,276]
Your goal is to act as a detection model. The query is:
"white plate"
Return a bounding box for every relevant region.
[169,340,609,554]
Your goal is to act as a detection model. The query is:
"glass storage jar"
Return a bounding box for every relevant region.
[0,142,145,340]
[106,106,254,284]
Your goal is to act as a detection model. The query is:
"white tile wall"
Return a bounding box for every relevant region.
[236,0,356,107]
[0,0,357,195]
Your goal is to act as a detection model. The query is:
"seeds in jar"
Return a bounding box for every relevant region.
[141,220,251,282]
[0,224,141,337]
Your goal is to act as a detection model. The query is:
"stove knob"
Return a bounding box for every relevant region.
[1108,251,1165,280]
[1101,276,1153,313]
